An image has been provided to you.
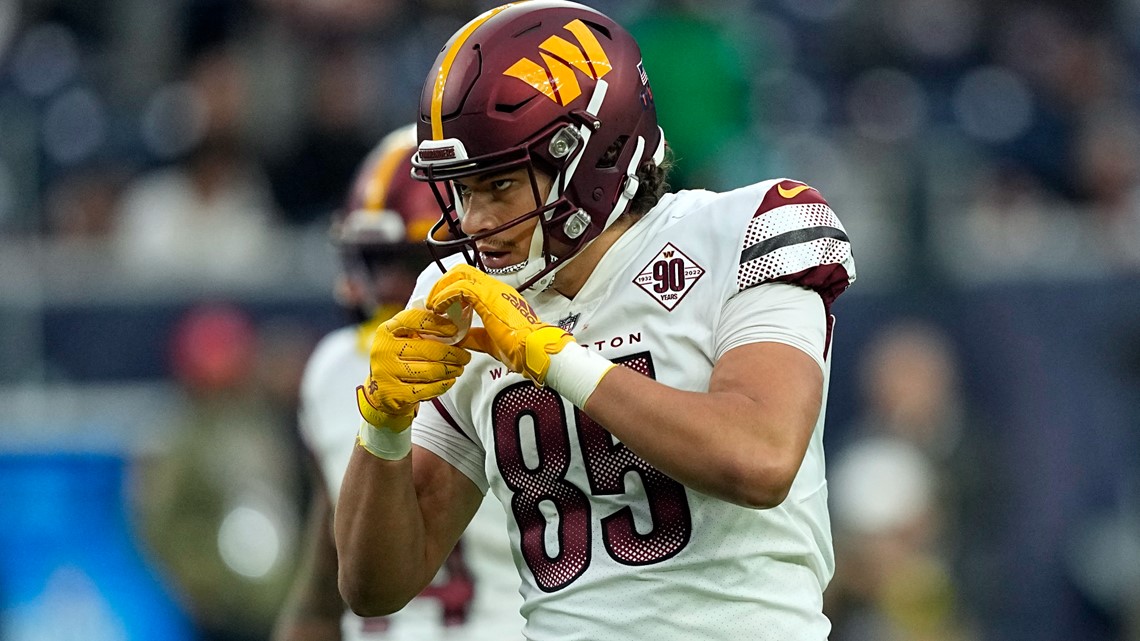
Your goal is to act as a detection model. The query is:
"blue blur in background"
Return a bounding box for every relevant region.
[0,451,193,641]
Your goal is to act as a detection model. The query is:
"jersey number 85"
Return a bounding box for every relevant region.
[491,353,693,592]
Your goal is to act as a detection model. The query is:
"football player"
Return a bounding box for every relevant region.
[274,125,525,641]
[335,3,857,639]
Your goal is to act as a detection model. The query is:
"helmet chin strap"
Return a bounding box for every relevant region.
[481,156,574,291]
[602,126,663,231]
[489,191,559,292]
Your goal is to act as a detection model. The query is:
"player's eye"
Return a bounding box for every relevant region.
[490,178,514,192]
[453,182,472,200]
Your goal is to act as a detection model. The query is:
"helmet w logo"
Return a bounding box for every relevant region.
[503,19,611,106]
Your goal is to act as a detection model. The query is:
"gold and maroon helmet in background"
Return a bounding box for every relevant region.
[411,0,666,291]
[332,124,439,321]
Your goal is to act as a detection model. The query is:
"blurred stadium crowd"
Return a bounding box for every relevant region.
[1,0,1139,640]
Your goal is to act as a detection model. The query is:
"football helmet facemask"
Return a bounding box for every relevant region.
[411,0,665,292]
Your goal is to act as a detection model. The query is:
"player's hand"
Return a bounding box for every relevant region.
[426,265,573,385]
[356,307,471,431]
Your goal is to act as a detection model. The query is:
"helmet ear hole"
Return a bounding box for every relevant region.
[596,135,628,169]
[582,19,611,39]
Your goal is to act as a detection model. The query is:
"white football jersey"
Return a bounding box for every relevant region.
[299,324,526,641]
[409,179,856,641]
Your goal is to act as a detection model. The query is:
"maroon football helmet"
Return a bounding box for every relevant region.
[411,0,665,291]
[332,125,439,321]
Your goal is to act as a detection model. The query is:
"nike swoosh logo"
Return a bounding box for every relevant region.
[777,184,811,198]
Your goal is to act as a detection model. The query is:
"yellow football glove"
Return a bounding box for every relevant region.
[356,307,471,432]
[426,265,616,408]
[426,265,572,385]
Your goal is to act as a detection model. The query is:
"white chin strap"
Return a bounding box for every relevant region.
[603,126,665,230]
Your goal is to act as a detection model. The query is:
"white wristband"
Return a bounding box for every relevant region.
[545,342,616,409]
[357,420,412,460]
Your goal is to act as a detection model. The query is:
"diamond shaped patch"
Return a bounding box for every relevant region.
[633,243,705,311]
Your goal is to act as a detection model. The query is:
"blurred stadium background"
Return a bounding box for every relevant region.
[0,0,1138,639]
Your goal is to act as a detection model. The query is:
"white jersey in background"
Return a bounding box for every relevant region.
[409,179,856,641]
[299,324,526,641]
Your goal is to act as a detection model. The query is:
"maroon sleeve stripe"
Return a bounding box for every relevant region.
[430,398,475,444]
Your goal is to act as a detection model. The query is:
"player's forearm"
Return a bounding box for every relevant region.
[582,365,818,508]
[334,446,435,615]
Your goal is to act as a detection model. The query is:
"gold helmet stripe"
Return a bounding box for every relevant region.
[431,2,521,141]
[364,142,413,211]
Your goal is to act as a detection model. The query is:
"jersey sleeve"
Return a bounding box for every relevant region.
[295,333,335,453]
[715,282,828,372]
[736,179,856,311]
[411,396,489,494]
[295,336,347,436]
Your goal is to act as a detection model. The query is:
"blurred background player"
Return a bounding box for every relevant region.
[272,125,525,641]
[133,300,305,641]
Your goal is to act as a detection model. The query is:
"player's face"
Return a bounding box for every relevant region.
[454,168,553,271]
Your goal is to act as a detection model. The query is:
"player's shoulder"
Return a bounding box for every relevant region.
[734,178,854,303]
[659,178,854,303]
[665,178,833,224]
[647,178,837,252]
[302,325,361,384]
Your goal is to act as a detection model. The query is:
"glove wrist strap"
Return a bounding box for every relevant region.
[545,342,616,409]
[356,385,416,429]
[357,420,413,461]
